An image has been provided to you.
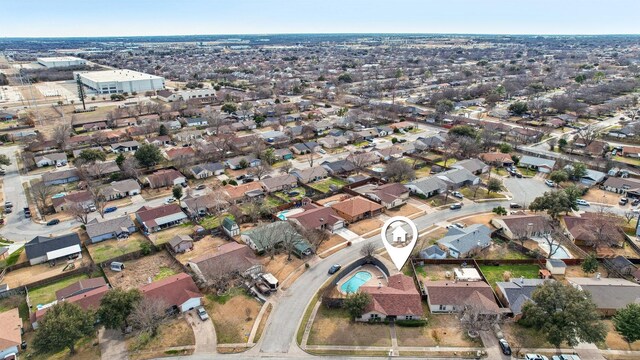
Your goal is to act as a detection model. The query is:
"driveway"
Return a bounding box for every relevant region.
[98,327,128,360]
[185,309,217,354]
[502,177,550,206]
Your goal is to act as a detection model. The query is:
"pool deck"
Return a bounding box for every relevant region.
[335,264,388,295]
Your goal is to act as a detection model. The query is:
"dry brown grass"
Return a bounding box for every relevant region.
[396,313,481,347]
[3,248,91,288]
[262,253,304,281]
[317,235,347,254]
[460,213,497,228]
[253,303,273,343]
[582,188,620,205]
[416,264,458,282]
[174,236,229,264]
[204,291,262,344]
[386,204,422,217]
[21,332,101,360]
[417,227,448,249]
[127,317,195,360]
[601,320,640,351]
[348,218,383,236]
[307,307,391,347]
[106,251,183,290]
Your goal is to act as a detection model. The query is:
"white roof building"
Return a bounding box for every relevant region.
[74,69,165,94]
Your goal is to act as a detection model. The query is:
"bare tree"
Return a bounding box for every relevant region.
[281,221,305,261]
[248,163,272,180]
[360,242,377,258]
[52,122,72,149]
[624,211,636,225]
[67,203,89,224]
[129,298,167,338]
[122,157,141,179]
[88,185,108,219]
[305,149,316,168]
[458,302,501,335]
[383,160,415,182]
[204,259,240,295]
[539,222,569,259]
[279,161,293,174]
[576,124,600,147]
[31,181,53,219]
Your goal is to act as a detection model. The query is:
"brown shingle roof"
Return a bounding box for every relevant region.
[189,242,257,279]
[331,196,383,217]
[360,274,422,316]
[139,273,202,308]
[288,205,344,229]
[56,277,107,300]
[0,308,21,350]
[136,203,184,223]
[425,281,498,311]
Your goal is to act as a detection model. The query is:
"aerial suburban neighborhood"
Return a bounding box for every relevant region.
[1,3,640,360]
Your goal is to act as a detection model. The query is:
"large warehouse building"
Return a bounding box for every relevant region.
[37,56,87,68]
[74,69,165,94]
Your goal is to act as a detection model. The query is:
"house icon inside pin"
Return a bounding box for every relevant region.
[391,226,408,244]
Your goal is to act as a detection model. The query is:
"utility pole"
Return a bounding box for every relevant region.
[76,74,86,110]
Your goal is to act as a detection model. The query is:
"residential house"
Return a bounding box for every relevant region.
[114,117,137,128]
[424,281,500,314]
[622,146,640,158]
[31,284,108,329]
[81,161,120,178]
[52,190,94,213]
[437,224,492,258]
[419,244,447,259]
[415,134,446,150]
[491,214,550,240]
[290,142,320,155]
[288,204,345,233]
[135,204,188,233]
[331,196,384,223]
[261,174,299,193]
[222,217,240,237]
[274,148,294,160]
[188,242,257,282]
[162,120,182,130]
[241,221,313,257]
[101,179,141,200]
[174,129,204,142]
[358,183,409,209]
[260,130,290,145]
[609,256,637,276]
[510,127,543,143]
[42,169,80,186]
[145,135,172,147]
[291,166,328,184]
[436,168,480,188]
[164,147,196,161]
[322,159,356,175]
[72,147,103,159]
[495,278,551,319]
[168,235,194,253]
[373,146,404,161]
[518,155,556,173]
[479,152,514,168]
[318,135,349,149]
[225,156,261,170]
[346,152,379,167]
[184,117,207,127]
[405,177,447,198]
[602,176,640,197]
[452,159,489,175]
[567,277,640,316]
[85,215,137,244]
[25,233,82,265]
[189,162,225,179]
[146,169,186,189]
[564,165,606,186]
[110,140,140,153]
[181,193,229,217]
[357,274,423,322]
[563,213,625,248]
[223,182,264,204]
[82,122,107,132]
[140,273,202,313]
[0,309,22,359]
[56,278,108,300]
[34,152,68,167]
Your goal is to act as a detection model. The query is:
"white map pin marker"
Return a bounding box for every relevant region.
[380,216,418,271]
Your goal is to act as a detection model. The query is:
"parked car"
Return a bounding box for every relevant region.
[196,306,209,321]
[328,264,342,275]
[545,179,556,187]
[576,199,590,206]
[509,203,522,209]
[181,182,188,188]
[498,339,512,355]
[318,149,327,154]
[4,201,12,208]
[195,184,206,190]
[449,203,463,210]
[165,197,177,204]
[104,206,118,213]
[525,354,549,360]
[620,197,629,205]
[451,191,464,199]
[632,198,640,206]
[551,354,581,360]
[87,205,97,212]
[46,219,60,226]
[4,207,12,214]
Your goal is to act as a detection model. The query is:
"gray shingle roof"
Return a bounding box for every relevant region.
[25,233,81,259]
[85,216,135,239]
[437,224,492,255]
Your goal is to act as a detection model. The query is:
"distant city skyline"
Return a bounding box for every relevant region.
[3,0,640,38]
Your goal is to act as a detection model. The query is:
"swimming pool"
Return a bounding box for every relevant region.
[340,271,373,293]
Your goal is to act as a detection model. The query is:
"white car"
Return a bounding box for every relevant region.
[164,197,177,204]
[525,354,549,360]
[545,179,556,187]
[318,149,327,154]
[576,199,590,206]
[196,306,209,321]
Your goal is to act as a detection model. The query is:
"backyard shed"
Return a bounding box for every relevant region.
[546,259,567,275]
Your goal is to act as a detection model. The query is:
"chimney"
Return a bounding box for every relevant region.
[147,276,152,284]
[378,281,382,289]
[596,272,601,280]
[527,223,534,237]
[520,276,524,284]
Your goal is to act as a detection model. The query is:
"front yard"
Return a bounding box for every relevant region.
[204,288,262,344]
[478,264,540,288]
[87,233,149,264]
[28,273,91,306]
[127,317,195,360]
[459,186,506,200]
[308,177,347,193]
[396,313,482,347]
[307,306,392,347]
[348,218,383,236]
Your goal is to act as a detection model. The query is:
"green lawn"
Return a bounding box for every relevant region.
[200,213,233,230]
[154,266,177,281]
[459,187,506,200]
[87,234,147,264]
[614,155,640,166]
[0,246,23,267]
[479,264,540,288]
[516,167,538,177]
[28,274,91,306]
[309,178,347,193]
[274,187,306,202]
[435,159,457,167]
[265,196,285,207]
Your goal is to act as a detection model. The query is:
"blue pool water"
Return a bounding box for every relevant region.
[277,210,289,220]
[340,271,373,293]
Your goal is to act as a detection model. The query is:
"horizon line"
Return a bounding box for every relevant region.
[2,31,640,40]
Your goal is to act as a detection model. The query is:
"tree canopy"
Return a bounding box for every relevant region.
[97,288,142,330]
[134,143,163,168]
[33,302,94,355]
[344,292,371,319]
[529,188,579,219]
[520,281,607,347]
[383,160,415,183]
[0,154,11,167]
[508,101,529,115]
[221,103,237,114]
[549,170,569,184]
[613,303,640,343]
[79,149,107,163]
[449,125,477,138]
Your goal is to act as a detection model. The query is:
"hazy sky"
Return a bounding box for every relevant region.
[3,0,639,37]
